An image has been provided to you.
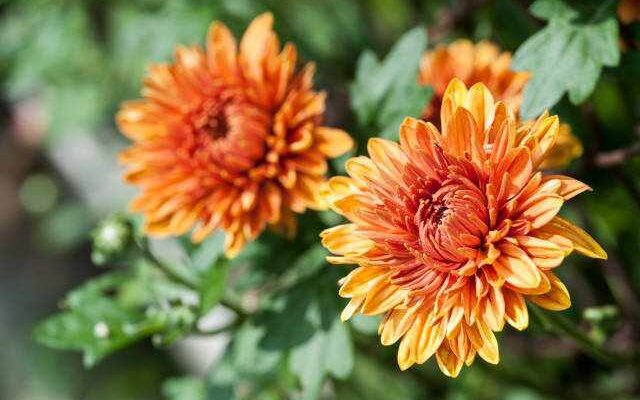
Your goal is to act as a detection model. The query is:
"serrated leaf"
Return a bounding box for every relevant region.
[288,281,354,399]
[257,287,316,350]
[233,322,282,377]
[324,316,354,379]
[206,321,286,400]
[199,258,230,314]
[33,267,200,367]
[33,293,165,367]
[513,2,620,118]
[530,0,578,20]
[289,327,325,400]
[379,83,432,140]
[350,27,430,131]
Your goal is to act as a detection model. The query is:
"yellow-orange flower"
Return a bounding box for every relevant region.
[419,39,582,169]
[320,79,606,377]
[539,124,583,169]
[117,13,353,257]
[418,40,529,123]
[618,0,640,24]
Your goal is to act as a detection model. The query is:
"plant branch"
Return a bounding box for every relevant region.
[135,239,251,319]
[136,239,199,289]
[594,140,640,168]
[529,305,626,366]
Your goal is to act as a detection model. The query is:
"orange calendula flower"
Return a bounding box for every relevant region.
[320,79,606,377]
[419,39,582,169]
[117,13,353,257]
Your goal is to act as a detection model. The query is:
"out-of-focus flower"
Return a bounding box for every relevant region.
[117,13,353,257]
[419,39,582,169]
[538,124,583,169]
[320,79,606,377]
[618,0,640,24]
[418,40,529,123]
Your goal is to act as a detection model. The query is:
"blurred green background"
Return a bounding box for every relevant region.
[1,0,639,399]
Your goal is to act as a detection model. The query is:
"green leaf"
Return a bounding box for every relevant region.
[233,322,282,377]
[289,325,325,399]
[513,1,620,118]
[205,322,286,400]
[288,281,354,399]
[274,244,329,292]
[198,258,230,314]
[379,83,433,140]
[33,266,202,366]
[350,314,381,335]
[148,237,200,286]
[163,376,206,400]
[530,0,578,20]
[33,272,167,367]
[257,286,316,350]
[190,231,225,272]
[350,27,431,135]
[334,354,421,400]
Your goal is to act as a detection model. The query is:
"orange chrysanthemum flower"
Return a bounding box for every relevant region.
[320,79,607,377]
[618,0,640,24]
[419,39,582,169]
[538,123,583,170]
[418,40,529,123]
[117,13,353,257]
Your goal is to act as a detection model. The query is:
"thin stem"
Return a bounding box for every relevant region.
[594,140,640,168]
[529,305,625,366]
[135,239,251,319]
[136,239,199,289]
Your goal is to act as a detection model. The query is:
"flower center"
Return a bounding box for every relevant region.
[431,203,449,225]
[191,98,229,139]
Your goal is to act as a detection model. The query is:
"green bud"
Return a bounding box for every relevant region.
[583,305,619,324]
[91,214,133,266]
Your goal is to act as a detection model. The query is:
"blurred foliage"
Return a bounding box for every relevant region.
[1,0,640,399]
[513,0,621,118]
[351,27,432,141]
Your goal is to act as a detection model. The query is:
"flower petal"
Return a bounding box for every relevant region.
[537,216,607,259]
[503,288,529,330]
[314,127,354,157]
[529,272,571,310]
[494,242,542,290]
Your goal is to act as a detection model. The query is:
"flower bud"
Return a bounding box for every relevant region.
[91,214,133,266]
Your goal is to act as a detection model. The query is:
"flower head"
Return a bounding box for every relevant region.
[538,123,583,169]
[419,40,529,123]
[419,39,582,169]
[618,0,640,24]
[117,13,353,257]
[320,79,606,377]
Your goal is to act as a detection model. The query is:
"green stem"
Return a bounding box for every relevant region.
[136,239,199,289]
[136,239,250,318]
[529,305,624,366]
